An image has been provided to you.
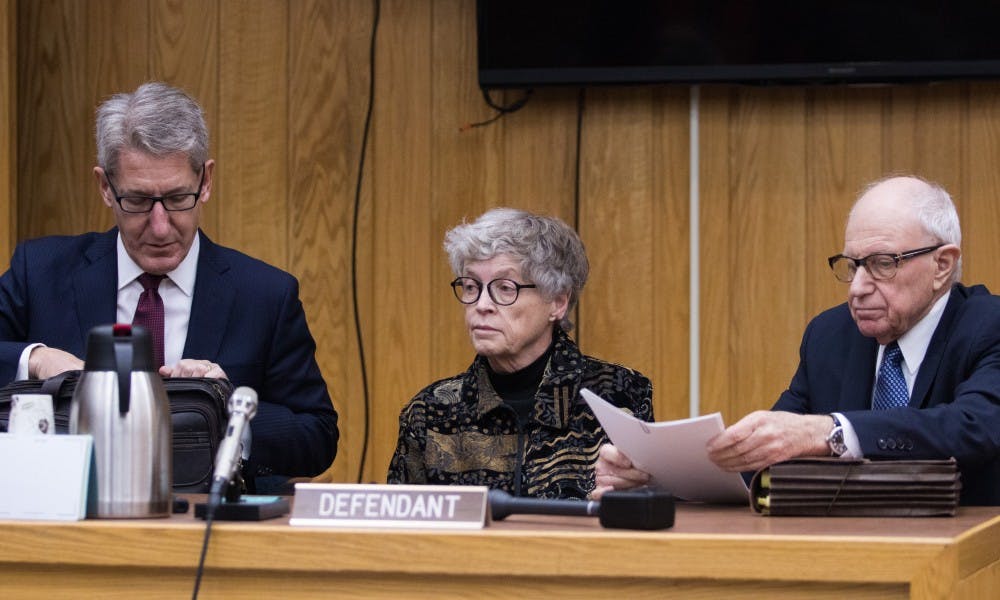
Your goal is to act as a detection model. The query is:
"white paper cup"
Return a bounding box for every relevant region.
[9,393,55,435]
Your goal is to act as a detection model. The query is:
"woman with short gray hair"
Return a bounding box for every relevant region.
[388,208,653,500]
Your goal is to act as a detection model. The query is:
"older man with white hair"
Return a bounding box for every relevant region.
[596,175,1000,505]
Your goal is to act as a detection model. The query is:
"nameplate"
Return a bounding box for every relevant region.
[0,434,93,521]
[290,483,488,529]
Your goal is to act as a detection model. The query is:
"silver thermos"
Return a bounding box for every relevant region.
[70,324,172,518]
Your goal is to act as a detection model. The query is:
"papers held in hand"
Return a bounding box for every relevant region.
[581,388,749,504]
[751,457,961,517]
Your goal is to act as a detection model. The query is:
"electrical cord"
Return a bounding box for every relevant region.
[460,88,533,131]
[352,0,380,483]
[191,480,225,599]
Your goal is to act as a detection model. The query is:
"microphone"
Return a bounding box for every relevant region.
[488,488,674,530]
[208,387,258,502]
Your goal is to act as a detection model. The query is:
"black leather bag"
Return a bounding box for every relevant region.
[0,371,232,493]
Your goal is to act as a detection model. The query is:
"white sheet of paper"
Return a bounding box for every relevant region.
[582,388,748,503]
[0,433,93,520]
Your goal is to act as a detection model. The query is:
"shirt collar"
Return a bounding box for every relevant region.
[892,291,951,376]
[116,231,200,297]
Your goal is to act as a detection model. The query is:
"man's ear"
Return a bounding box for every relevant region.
[94,166,114,208]
[200,159,216,204]
[932,244,961,290]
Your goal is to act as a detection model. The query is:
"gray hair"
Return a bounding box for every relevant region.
[444,208,589,331]
[854,174,962,282]
[96,82,208,175]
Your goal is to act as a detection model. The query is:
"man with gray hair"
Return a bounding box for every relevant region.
[0,82,338,489]
[596,175,1000,505]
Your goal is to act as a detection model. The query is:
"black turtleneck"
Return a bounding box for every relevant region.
[486,340,555,427]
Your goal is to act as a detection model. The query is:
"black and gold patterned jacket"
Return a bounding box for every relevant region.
[386,329,654,499]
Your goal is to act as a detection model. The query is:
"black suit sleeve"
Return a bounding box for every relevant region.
[245,277,339,479]
[0,242,38,383]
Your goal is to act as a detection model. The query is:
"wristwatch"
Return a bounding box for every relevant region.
[826,414,847,456]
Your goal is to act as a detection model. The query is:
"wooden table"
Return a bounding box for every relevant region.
[2,501,999,598]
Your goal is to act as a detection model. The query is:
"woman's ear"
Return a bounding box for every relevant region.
[550,293,570,322]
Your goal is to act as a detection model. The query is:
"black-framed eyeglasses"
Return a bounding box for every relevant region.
[105,163,206,213]
[827,244,944,283]
[450,277,537,306]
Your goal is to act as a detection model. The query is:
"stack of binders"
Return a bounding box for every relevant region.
[750,457,961,517]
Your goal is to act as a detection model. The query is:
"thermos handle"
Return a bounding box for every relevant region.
[113,327,134,415]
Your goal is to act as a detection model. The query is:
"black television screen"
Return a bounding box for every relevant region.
[477,1,1000,88]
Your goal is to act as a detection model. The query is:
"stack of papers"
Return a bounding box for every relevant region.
[581,388,748,504]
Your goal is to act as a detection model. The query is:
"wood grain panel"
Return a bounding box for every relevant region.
[150,0,221,240]
[0,0,13,257]
[699,87,735,420]
[428,0,495,386]
[287,0,365,482]
[217,1,287,267]
[700,87,808,423]
[803,87,885,320]
[370,0,434,481]
[500,87,578,220]
[578,86,690,421]
[580,87,657,379]
[884,85,967,192]
[84,0,149,234]
[965,82,1000,292]
[17,0,91,238]
[649,86,692,420]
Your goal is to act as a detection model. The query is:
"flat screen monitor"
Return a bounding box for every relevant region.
[477,1,1000,88]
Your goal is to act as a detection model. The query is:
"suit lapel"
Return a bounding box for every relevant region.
[73,230,118,345]
[182,232,235,360]
[840,331,877,411]
[910,285,964,408]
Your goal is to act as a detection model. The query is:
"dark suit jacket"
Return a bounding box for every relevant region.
[0,229,338,481]
[773,283,1000,505]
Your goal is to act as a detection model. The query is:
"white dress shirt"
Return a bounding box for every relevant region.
[834,291,951,458]
[17,233,200,377]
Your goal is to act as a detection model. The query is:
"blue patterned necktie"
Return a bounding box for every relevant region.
[873,342,908,410]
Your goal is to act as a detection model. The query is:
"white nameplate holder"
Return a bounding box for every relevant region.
[290,483,488,529]
[0,434,93,521]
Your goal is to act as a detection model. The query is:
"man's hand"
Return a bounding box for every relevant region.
[159,359,228,379]
[28,347,84,379]
[706,410,834,472]
[591,443,651,500]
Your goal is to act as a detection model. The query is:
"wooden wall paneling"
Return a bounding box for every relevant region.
[883,84,967,194]
[17,1,92,239]
[649,86,691,420]
[428,0,497,384]
[85,0,150,234]
[700,87,808,424]
[578,87,655,386]
[343,0,377,483]
[150,0,222,240]
[698,87,734,420]
[498,86,579,345]
[1,0,13,256]
[803,87,886,320]
[370,0,434,481]
[217,1,287,267]
[287,0,362,483]
[577,86,690,422]
[499,87,578,220]
[966,83,1000,291]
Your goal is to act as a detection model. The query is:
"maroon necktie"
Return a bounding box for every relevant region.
[133,273,166,368]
